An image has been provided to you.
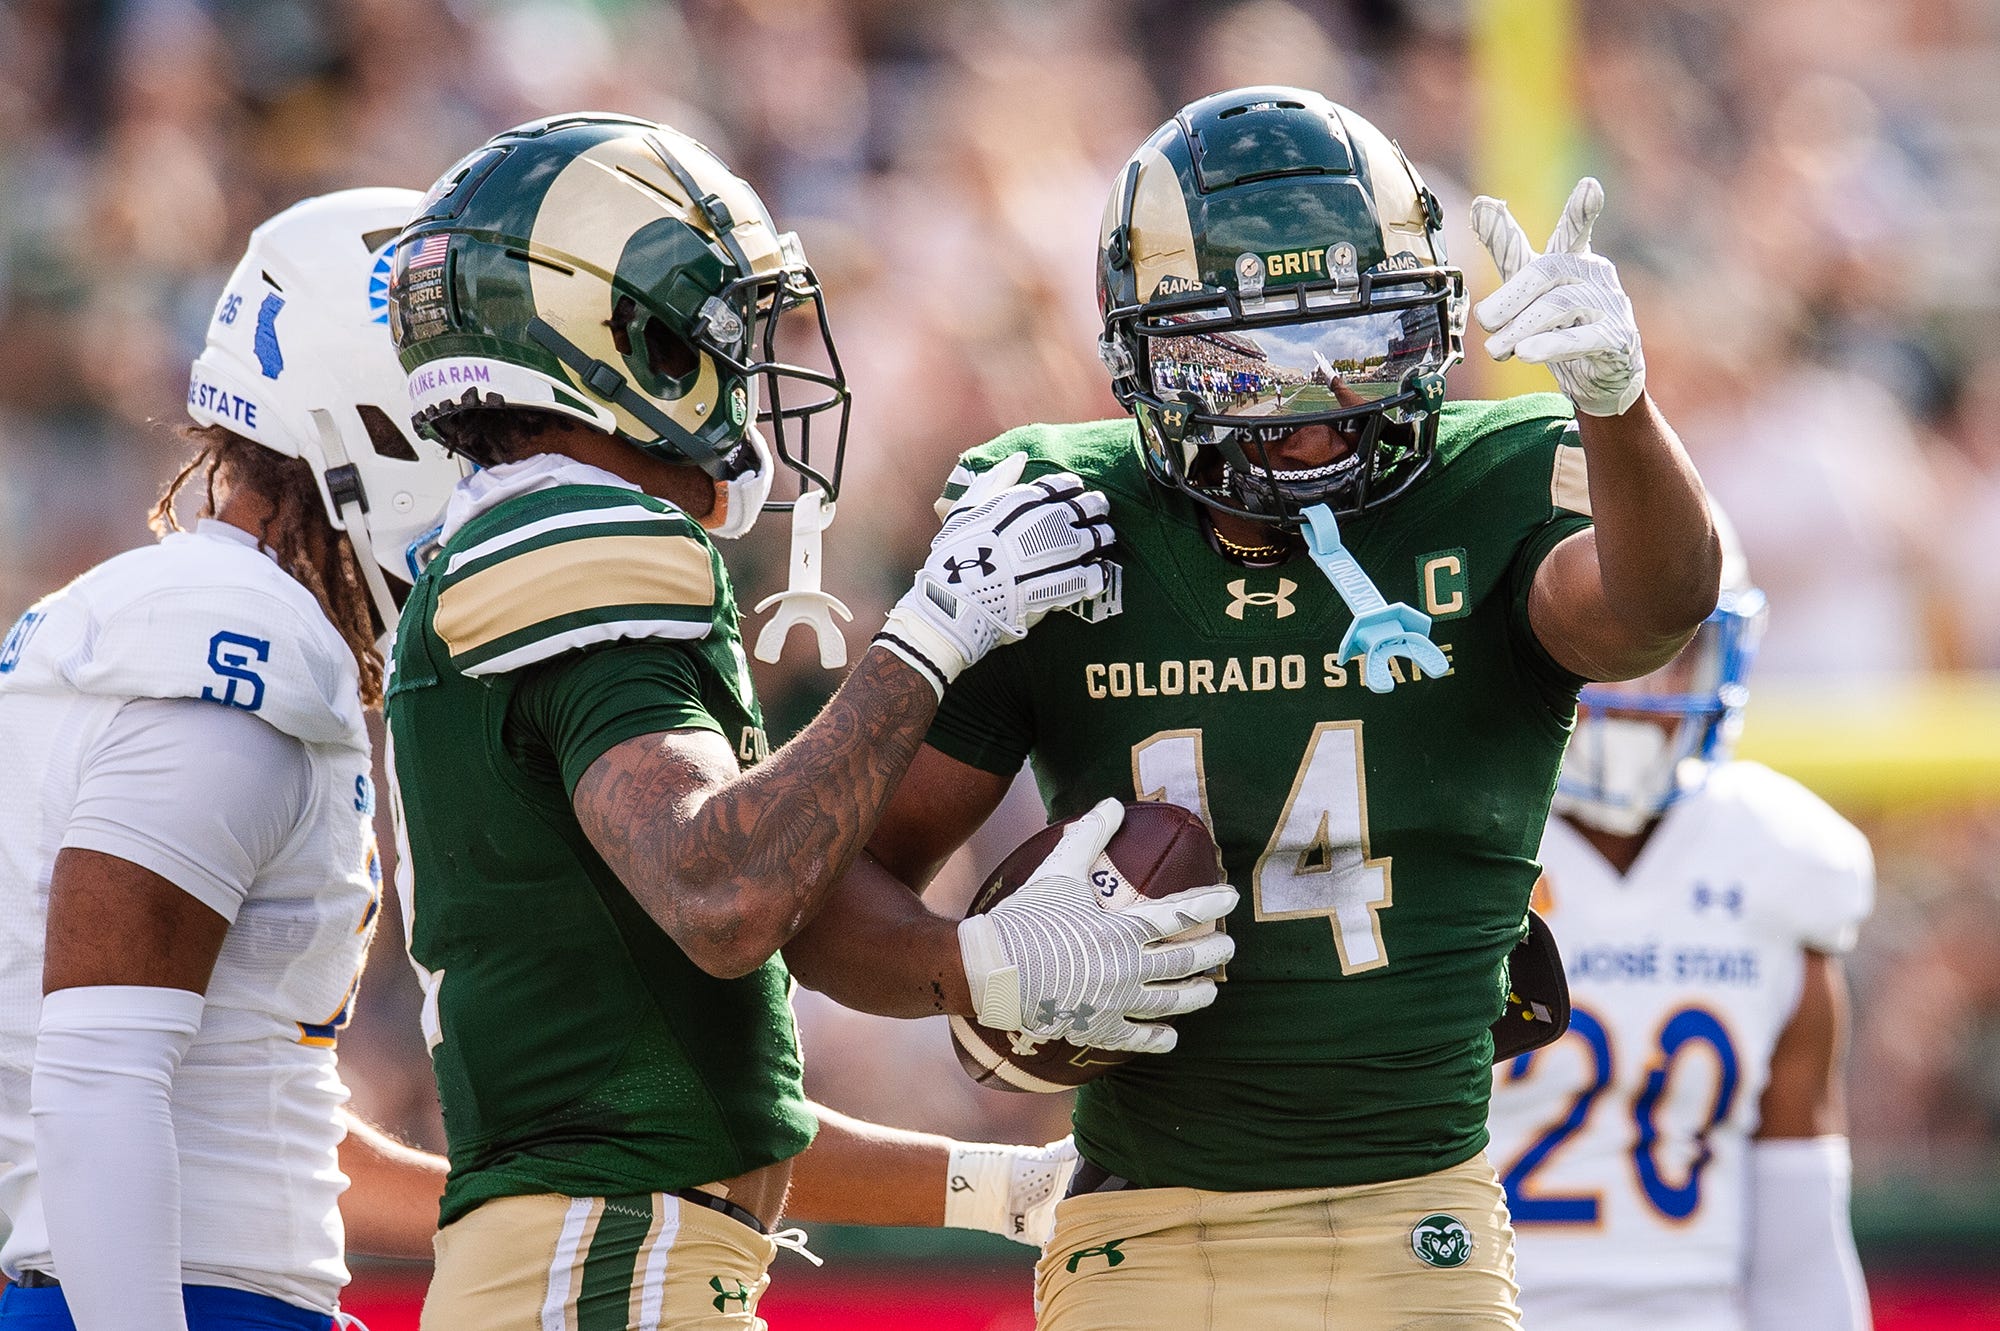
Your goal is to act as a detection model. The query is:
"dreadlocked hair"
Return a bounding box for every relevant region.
[152,425,386,708]
[425,406,570,470]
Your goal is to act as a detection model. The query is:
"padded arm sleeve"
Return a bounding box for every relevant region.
[61,698,312,922]
[33,985,204,1331]
[1745,1136,1871,1331]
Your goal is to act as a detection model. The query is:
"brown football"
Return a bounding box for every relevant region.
[949,801,1226,1093]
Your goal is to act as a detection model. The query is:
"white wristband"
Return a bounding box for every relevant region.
[944,1139,1077,1246]
[872,611,955,700]
[957,915,1023,1030]
[943,1142,1020,1233]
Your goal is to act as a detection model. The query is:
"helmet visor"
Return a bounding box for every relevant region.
[1143,301,1449,425]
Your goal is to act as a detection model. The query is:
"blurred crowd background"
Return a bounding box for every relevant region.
[3,0,1997,1293]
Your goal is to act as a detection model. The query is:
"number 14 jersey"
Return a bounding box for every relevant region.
[927,397,1592,1191]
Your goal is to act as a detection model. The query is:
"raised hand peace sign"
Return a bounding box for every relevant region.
[1468,177,1647,417]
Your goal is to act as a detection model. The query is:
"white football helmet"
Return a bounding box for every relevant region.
[188,188,466,632]
[1553,506,1767,835]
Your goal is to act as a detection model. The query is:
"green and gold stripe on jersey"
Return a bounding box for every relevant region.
[432,487,721,677]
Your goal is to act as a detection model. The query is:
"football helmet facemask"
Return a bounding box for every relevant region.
[1097,87,1464,526]
[1554,508,1767,835]
[188,188,466,634]
[388,113,848,538]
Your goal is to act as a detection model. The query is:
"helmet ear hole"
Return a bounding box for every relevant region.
[357,405,419,461]
[644,318,698,381]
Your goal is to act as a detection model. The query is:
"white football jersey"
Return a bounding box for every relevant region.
[1488,761,1873,1330]
[0,523,379,1313]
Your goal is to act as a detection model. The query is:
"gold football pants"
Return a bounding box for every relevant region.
[423,1191,776,1330]
[1035,1154,1521,1330]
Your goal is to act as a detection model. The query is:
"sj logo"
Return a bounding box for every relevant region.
[1410,1214,1473,1269]
[1225,578,1296,620]
[1065,1239,1129,1273]
[0,610,45,673]
[709,1276,752,1312]
[201,631,271,712]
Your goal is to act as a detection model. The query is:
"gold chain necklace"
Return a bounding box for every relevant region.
[1212,526,1290,561]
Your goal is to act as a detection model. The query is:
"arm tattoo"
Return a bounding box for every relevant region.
[574,646,940,968]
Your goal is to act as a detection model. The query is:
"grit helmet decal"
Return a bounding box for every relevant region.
[1555,506,1768,835]
[189,188,465,635]
[387,113,848,535]
[1096,87,1465,525]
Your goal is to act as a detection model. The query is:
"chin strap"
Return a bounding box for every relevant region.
[311,409,401,644]
[1299,503,1447,694]
[753,489,852,669]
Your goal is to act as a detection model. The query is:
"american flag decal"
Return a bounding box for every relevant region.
[406,233,450,270]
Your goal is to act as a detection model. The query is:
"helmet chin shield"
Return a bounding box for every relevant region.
[702,425,776,539]
[1552,717,1687,836]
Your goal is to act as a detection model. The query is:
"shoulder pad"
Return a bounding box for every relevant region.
[1,536,366,748]
[935,420,1141,518]
[1709,762,1875,953]
[432,487,721,677]
[1431,393,1575,467]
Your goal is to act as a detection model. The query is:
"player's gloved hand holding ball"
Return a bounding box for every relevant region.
[1470,177,1647,418]
[958,799,1238,1055]
[877,451,1117,696]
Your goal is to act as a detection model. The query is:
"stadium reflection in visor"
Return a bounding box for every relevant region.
[1144,303,1448,422]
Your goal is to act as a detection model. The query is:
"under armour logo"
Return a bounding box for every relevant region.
[1225,577,1296,620]
[944,548,997,583]
[1034,999,1097,1033]
[1065,1239,1129,1273]
[1692,882,1744,916]
[1008,1030,1048,1057]
[710,1276,752,1312]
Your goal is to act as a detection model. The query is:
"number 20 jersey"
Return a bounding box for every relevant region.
[1487,762,1873,1321]
[927,396,1593,1191]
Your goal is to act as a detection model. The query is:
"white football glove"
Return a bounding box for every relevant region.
[877,452,1116,695]
[958,799,1238,1055]
[944,1136,1079,1247]
[1469,177,1647,417]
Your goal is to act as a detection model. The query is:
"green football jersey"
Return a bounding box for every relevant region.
[385,481,814,1226]
[929,396,1591,1191]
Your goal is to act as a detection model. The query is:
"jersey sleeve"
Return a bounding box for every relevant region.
[924,640,1036,777]
[1769,775,1876,955]
[512,639,727,796]
[61,697,313,921]
[1723,763,1876,955]
[1502,421,1594,700]
[1795,824,1874,954]
[47,553,366,748]
[431,493,723,678]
